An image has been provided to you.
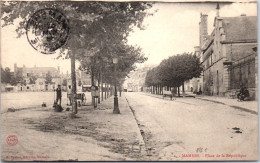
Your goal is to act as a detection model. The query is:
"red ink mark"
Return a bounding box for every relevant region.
[7,135,18,146]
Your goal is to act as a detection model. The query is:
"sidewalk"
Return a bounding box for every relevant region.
[1,94,146,161]
[141,92,258,115]
[196,95,258,114]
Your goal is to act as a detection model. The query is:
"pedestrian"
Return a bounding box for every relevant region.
[237,86,250,101]
[171,88,177,97]
[56,84,62,105]
[67,86,72,106]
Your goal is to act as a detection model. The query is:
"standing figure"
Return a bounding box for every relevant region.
[56,84,62,105]
[67,86,72,106]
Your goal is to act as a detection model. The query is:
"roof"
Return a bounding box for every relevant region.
[24,67,58,72]
[222,16,257,42]
[201,30,214,51]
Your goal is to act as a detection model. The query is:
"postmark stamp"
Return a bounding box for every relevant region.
[6,135,18,146]
[26,8,70,54]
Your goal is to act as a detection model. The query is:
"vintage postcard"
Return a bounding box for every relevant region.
[0,0,258,161]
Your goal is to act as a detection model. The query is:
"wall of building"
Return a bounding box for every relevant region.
[201,15,257,98]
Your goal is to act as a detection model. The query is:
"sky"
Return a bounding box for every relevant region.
[1,2,257,73]
[127,2,257,67]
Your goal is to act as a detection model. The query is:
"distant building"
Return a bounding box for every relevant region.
[66,70,91,92]
[14,64,63,91]
[124,66,154,92]
[183,46,203,94]
[200,6,257,99]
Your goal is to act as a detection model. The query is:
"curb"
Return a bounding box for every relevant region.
[196,97,258,115]
[124,96,147,159]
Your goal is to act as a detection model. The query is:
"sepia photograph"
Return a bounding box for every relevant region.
[0,0,258,161]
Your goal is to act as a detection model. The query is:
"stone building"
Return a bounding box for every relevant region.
[124,66,154,92]
[14,64,63,91]
[183,46,203,94]
[200,7,257,99]
[66,70,91,92]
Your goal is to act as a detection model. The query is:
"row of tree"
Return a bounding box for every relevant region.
[1,1,152,86]
[1,1,153,113]
[145,53,203,96]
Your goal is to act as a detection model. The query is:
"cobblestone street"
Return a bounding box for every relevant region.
[125,92,258,161]
[1,92,258,161]
[1,1,258,161]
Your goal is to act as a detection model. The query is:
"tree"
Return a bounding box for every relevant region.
[1,1,153,113]
[146,53,203,96]
[29,74,38,84]
[169,53,203,97]
[8,68,26,86]
[1,67,12,84]
[1,2,152,60]
[145,67,162,94]
[45,71,53,85]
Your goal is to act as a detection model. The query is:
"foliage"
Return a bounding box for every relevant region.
[1,66,27,85]
[28,73,38,84]
[145,52,203,88]
[1,67,12,84]
[11,68,26,86]
[145,67,161,87]
[1,1,153,86]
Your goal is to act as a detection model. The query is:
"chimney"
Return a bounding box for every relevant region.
[194,46,201,53]
[199,13,208,47]
[216,2,220,17]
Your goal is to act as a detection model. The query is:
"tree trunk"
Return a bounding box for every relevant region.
[98,71,100,104]
[104,83,106,99]
[109,85,111,96]
[71,53,77,114]
[101,71,103,101]
[91,67,95,106]
[182,82,186,98]
[177,86,180,97]
[110,85,113,96]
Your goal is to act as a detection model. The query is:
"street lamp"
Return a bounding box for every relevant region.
[113,57,120,114]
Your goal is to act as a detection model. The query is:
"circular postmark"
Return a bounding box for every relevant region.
[26,8,70,54]
[6,135,18,146]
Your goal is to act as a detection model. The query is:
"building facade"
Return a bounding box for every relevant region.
[200,11,257,99]
[66,70,92,92]
[14,64,63,91]
[124,66,154,92]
